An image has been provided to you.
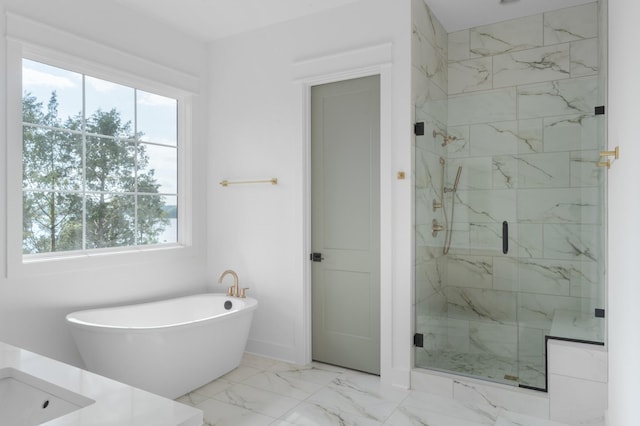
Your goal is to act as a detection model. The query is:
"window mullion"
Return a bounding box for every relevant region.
[81,74,87,251]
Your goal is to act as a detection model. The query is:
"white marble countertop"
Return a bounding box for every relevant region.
[0,341,203,425]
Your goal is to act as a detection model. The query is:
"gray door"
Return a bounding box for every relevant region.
[311,75,380,375]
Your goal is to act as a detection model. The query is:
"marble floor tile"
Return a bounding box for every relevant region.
[214,383,301,418]
[176,353,570,426]
[279,401,383,426]
[242,371,324,400]
[196,398,275,426]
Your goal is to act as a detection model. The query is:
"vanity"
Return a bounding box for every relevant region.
[0,341,202,425]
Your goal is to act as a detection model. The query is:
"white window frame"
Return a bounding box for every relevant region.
[5,15,196,277]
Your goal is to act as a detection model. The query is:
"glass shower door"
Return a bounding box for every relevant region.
[413,1,606,390]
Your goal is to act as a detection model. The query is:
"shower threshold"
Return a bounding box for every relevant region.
[415,350,545,390]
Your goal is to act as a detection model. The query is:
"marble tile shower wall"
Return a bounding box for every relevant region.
[412,0,450,349]
[413,0,604,372]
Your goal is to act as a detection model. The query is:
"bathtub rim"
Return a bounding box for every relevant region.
[65,293,257,331]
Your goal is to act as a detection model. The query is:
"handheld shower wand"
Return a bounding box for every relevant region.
[453,166,462,190]
[443,166,462,254]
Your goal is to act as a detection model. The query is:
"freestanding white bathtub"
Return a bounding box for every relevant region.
[66,293,257,399]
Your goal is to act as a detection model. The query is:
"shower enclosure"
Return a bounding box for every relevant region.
[413,0,606,390]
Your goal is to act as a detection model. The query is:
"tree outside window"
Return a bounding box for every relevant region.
[22,59,178,254]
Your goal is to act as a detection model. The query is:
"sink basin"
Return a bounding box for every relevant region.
[0,367,94,425]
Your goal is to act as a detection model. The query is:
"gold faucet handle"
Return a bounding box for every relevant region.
[227,286,234,296]
[240,288,249,298]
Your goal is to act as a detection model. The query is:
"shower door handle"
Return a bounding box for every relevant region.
[502,221,508,254]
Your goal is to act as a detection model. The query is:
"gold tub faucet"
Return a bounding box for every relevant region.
[218,269,246,297]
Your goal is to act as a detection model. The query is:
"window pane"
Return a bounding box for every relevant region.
[23,191,82,254]
[23,126,82,191]
[137,90,177,145]
[86,136,136,192]
[138,195,176,244]
[22,59,82,126]
[138,143,177,194]
[85,194,135,249]
[22,58,181,255]
[85,76,135,139]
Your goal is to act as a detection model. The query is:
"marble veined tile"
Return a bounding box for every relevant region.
[469,321,518,359]
[492,155,518,189]
[517,187,600,224]
[445,125,470,158]
[517,119,544,153]
[416,259,447,315]
[390,390,498,425]
[447,287,517,324]
[543,113,599,152]
[543,223,602,262]
[414,84,447,135]
[187,378,234,398]
[518,76,598,119]
[544,2,598,45]
[519,327,545,358]
[513,152,571,189]
[415,148,442,192]
[494,257,575,296]
[569,260,602,299]
[449,57,492,95]
[495,410,571,426]
[413,67,448,109]
[413,26,447,93]
[412,0,447,59]
[256,363,342,387]
[241,371,323,400]
[306,379,403,422]
[449,88,517,126]
[493,44,570,88]
[447,157,493,190]
[455,189,517,223]
[517,224,544,258]
[278,401,382,426]
[416,315,456,352]
[470,122,519,156]
[449,29,470,63]
[470,14,543,57]
[446,254,493,289]
[518,293,584,330]
[453,380,550,419]
[478,121,544,162]
[570,150,604,188]
[213,383,300,418]
[468,222,518,256]
[571,38,599,77]
[196,398,275,426]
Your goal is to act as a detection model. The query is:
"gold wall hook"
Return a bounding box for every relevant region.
[597,160,610,169]
[600,146,619,159]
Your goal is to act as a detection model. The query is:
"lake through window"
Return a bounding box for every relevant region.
[22,59,178,255]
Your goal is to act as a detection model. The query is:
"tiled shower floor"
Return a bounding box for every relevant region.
[416,350,546,390]
[176,353,566,426]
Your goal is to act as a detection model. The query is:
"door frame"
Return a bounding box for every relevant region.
[293,43,393,380]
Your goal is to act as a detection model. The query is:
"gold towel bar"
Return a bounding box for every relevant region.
[220,178,278,187]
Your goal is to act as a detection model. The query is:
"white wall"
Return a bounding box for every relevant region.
[207,0,414,386]
[0,0,210,365]
[607,0,640,423]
